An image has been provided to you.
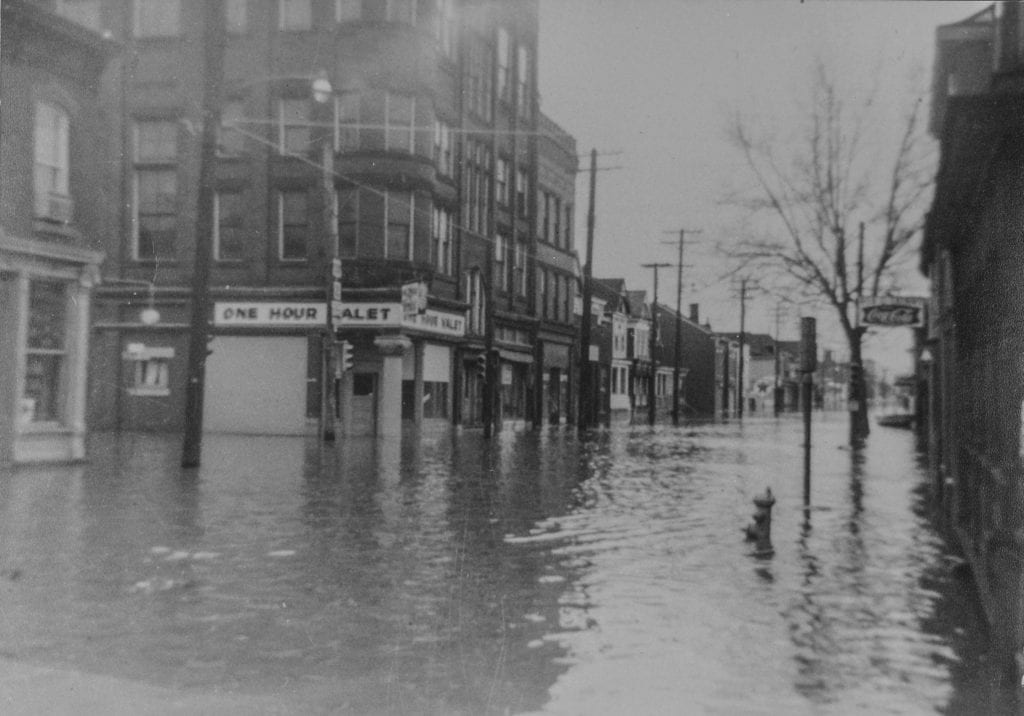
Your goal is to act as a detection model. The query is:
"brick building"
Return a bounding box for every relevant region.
[925,3,1024,683]
[0,1,114,463]
[39,0,578,437]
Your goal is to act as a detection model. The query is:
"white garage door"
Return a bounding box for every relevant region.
[204,336,309,435]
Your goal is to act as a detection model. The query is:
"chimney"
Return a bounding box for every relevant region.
[689,303,699,323]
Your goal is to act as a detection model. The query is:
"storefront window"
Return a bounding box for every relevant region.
[22,281,67,424]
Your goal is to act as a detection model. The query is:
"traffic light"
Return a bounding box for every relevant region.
[476,352,487,377]
[339,341,354,373]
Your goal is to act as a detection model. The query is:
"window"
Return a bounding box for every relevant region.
[463,139,491,235]
[55,0,102,30]
[516,44,531,118]
[496,158,510,207]
[497,28,512,103]
[386,192,413,260]
[335,93,360,151]
[33,103,70,221]
[435,0,456,57]
[553,195,562,247]
[22,281,67,424]
[133,0,180,37]
[124,345,174,397]
[564,204,573,249]
[278,99,311,155]
[279,0,312,30]
[337,187,359,257]
[422,382,448,418]
[514,240,527,295]
[133,121,178,260]
[215,192,245,261]
[386,94,415,153]
[226,0,248,33]
[336,0,361,22]
[515,167,528,217]
[433,120,453,176]
[278,191,308,260]
[432,205,454,274]
[494,234,507,291]
[466,34,493,121]
[539,269,549,319]
[465,269,484,335]
[218,100,246,155]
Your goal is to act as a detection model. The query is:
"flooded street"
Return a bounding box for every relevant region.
[0,417,1014,714]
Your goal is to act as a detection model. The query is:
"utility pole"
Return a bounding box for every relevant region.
[181,0,225,468]
[578,149,597,430]
[641,262,670,426]
[662,228,701,425]
[483,239,496,439]
[737,277,748,420]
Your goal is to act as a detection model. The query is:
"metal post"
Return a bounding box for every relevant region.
[483,241,496,439]
[800,316,817,506]
[738,277,747,420]
[181,0,225,468]
[578,149,597,430]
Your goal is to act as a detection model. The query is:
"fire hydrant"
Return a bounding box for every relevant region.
[744,487,775,557]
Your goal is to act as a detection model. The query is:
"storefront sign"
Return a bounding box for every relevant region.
[333,302,466,337]
[214,302,326,327]
[860,298,925,328]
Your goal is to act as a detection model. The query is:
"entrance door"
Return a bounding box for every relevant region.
[349,372,377,436]
[204,336,309,435]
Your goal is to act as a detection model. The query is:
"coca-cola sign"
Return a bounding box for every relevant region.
[860,298,925,327]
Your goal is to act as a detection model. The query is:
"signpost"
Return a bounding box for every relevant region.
[799,317,816,507]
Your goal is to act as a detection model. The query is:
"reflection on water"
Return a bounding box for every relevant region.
[0,419,1015,714]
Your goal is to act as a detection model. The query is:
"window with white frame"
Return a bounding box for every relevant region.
[278,98,311,155]
[55,0,102,30]
[133,0,180,37]
[337,187,359,257]
[278,190,308,260]
[336,0,360,22]
[21,280,68,424]
[133,120,178,260]
[432,205,454,274]
[124,344,174,397]
[433,120,453,176]
[226,0,248,34]
[564,203,573,249]
[352,91,416,153]
[214,191,245,261]
[33,102,70,222]
[279,0,312,30]
[465,34,493,122]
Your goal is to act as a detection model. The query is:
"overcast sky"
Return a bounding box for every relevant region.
[538,0,991,374]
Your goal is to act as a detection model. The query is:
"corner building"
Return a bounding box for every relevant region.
[48,0,578,437]
[1,1,114,463]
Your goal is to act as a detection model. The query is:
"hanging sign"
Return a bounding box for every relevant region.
[860,297,925,328]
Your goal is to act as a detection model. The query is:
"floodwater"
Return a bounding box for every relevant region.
[0,416,1016,714]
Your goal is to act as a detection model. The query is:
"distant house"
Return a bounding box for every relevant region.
[0,1,115,464]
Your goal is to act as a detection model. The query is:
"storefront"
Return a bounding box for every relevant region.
[540,340,572,425]
[334,300,465,437]
[1,233,102,464]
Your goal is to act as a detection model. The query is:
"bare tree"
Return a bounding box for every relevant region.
[724,61,933,443]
